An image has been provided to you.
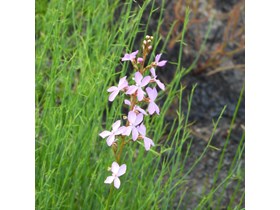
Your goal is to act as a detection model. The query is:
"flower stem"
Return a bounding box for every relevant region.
[117,136,125,163]
[106,184,114,210]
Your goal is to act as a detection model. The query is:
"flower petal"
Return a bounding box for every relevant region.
[157,60,167,67]
[121,54,131,61]
[118,76,127,86]
[144,137,155,151]
[111,162,120,174]
[124,99,131,106]
[114,177,121,189]
[138,123,146,136]
[112,120,121,131]
[151,87,158,101]
[131,50,139,57]
[104,176,114,184]
[156,79,165,90]
[155,103,160,115]
[148,102,155,115]
[150,68,156,78]
[99,130,111,138]
[126,85,138,95]
[134,113,143,125]
[115,126,125,135]
[109,90,119,102]
[107,86,118,92]
[134,72,143,85]
[146,87,153,101]
[119,81,128,90]
[106,135,115,146]
[117,164,127,177]
[118,77,128,90]
[132,127,139,141]
[122,126,132,136]
[136,106,147,115]
[141,76,151,87]
[146,87,157,101]
[128,111,136,124]
[137,87,145,101]
[155,54,162,63]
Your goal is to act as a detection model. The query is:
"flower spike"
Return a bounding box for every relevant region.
[100,35,167,189]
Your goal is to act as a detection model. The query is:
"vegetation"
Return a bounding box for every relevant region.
[36,0,244,209]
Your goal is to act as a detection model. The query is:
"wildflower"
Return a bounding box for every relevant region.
[126,72,151,101]
[153,53,167,67]
[146,87,160,115]
[107,76,128,102]
[124,99,147,115]
[150,67,165,90]
[122,111,143,140]
[104,162,127,189]
[137,123,155,151]
[99,120,123,146]
[121,50,139,62]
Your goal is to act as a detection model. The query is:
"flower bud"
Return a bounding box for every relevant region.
[112,142,118,153]
[137,57,144,63]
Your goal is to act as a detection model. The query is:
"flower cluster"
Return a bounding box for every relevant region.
[100,35,167,189]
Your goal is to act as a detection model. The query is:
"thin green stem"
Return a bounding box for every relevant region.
[106,185,114,210]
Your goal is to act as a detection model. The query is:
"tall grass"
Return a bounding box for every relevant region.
[36,0,244,209]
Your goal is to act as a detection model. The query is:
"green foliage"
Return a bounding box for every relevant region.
[36,0,244,209]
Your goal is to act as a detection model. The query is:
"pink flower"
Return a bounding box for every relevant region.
[137,124,155,151]
[124,99,147,115]
[122,111,143,140]
[150,68,165,90]
[104,162,126,189]
[99,120,123,146]
[154,53,167,67]
[146,87,160,115]
[121,50,139,62]
[126,72,151,101]
[107,76,128,102]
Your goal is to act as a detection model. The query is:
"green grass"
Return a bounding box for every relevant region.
[36,0,245,209]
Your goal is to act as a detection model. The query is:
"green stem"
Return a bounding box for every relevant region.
[106,185,114,210]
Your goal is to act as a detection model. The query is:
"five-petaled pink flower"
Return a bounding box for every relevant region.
[99,120,123,146]
[150,68,165,90]
[153,53,167,67]
[107,76,128,102]
[124,99,147,115]
[137,123,155,151]
[122,111,143,140]
[126,72,151,101]
[104,162,126,189]
[146,87,160,115]
[121,50,139,62]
